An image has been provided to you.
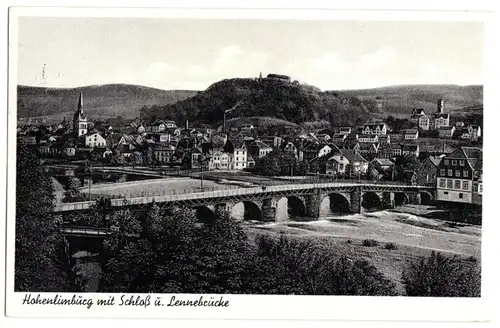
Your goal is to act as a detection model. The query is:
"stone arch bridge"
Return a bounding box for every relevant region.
[55,182,435,225]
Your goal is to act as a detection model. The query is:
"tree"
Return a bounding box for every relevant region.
[16,145,72,292]
[99,209,146,292]
[402,251,480,297]
[63,177,81,202]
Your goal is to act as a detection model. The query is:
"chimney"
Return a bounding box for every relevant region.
[437,99,444,114]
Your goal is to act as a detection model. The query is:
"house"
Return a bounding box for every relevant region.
[341,149,369,175]
[82,131,107,148]
[209,148,230,170]
[250,141,273,158]
[362,123,388,135]
[438,126,456,138]
[467,125,482,141]
[247,154,256,168]
[418,155,444,186]
[282,141,298,156]
[358,134,379,143]
[152,144,176,164]
[316,134,331,143]
[229,140,248,170]
[357,143,379,158]
[403,129,419,140]
[164,120,177,129]
[370,158,394,172]
[401,144,419,157]
[339,127,352,135]
[62,141,76,157]
[418,113,430,130]
[378,135,391,145]
[331,133,347,144]
[436,147,482,204]
[389,143,402,157]
[325,152,350,176]
[258,136,282,148]
[434,113,450,129]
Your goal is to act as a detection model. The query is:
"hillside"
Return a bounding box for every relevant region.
[335,84,483,114]
[140,78,373,127]
[17,84,198,121]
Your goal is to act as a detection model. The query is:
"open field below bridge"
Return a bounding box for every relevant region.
[244,209,481,294]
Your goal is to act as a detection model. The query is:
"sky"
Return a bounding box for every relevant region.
[17,18,483,91]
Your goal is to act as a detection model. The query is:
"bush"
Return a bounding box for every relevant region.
[402,251,480,297]
[362,239,379,247]
[249,235,397,296]
[384,242,398,250]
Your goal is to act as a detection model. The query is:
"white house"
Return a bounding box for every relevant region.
[84,132,107,148]
[362,123,388,135]
[358,134,379,143]
[404,129,419,140]
[230,142,248,170]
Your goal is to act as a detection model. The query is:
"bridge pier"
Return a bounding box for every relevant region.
[351,186,362,214]
[408,192,421,205]
[262,198,277,222]
[305,190,321,219]
[214,203,232,219]
[382,192,395,209]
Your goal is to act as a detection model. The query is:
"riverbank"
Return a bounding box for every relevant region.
[245,209,481,294]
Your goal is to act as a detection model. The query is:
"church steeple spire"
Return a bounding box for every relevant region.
[73,92,88,137]
[77,91,84,112]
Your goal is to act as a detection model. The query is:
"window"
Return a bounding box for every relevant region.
[444,191,449,195]
[439,179,445,188]
[448,169,453,176]
[459,193,463,199]
[452,160,457,166]
[447,179,453,189]
[339,164,344,170]
[463,170,469,177]
[459,160,465,166]
[444,159,449,165]
[440,169,445,176]
[454,180,461,189]
[455,169,461,177]
[479,184,483,193]
[463,181,469,190]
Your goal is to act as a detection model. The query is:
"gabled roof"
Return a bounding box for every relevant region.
[252,140,273,150]
[371,158,394,166]
[341,149,367,163]
[425,155,444,167]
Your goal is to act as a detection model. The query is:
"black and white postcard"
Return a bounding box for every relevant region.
[4,5,496,323]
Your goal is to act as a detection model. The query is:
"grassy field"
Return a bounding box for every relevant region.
[244,210,481,293]
[82,178,231,198]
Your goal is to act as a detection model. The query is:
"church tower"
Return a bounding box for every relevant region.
[73,92,87,137]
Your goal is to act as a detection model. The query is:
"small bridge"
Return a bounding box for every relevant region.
[55,182,435,224]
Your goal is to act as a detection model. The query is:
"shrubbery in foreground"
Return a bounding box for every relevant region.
[402,251,480,297]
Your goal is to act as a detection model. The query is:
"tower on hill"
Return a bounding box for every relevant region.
[437,99,445,113]
[73,92,88,137]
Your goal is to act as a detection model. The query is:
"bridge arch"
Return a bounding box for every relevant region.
[394,192,409,206]
[362,192,382,212]
[419,191,433,205]
[231,201,263,221]
[320,193,351,216]
[195,205,216,223]
[276,196,306,221]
